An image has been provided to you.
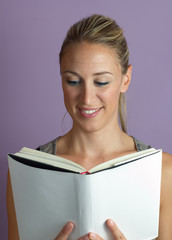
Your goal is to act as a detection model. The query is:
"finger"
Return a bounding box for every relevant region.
[78,232,103,240]
[78,234,90,240]
[106,219,127,240]
[88,232,104,240]
[54,222,74,240]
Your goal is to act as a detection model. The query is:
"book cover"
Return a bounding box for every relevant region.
[8,148,162,240]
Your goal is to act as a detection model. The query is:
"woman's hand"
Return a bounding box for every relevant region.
[78,219,127,240]
[53,219,126,240]
[54,222,74,240]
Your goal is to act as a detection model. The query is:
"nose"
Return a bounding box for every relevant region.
[80,83,95,105]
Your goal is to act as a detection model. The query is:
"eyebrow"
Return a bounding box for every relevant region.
[93,71,113,76]
[62,70,113,77]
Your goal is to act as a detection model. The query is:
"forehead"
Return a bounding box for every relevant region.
[60,41,121,74]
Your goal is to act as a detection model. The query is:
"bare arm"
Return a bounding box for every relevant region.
[156,152,172,240]
[7,170,20,240]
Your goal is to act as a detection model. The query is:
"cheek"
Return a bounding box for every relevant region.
[99,87,121,104]
[63,87,78,105]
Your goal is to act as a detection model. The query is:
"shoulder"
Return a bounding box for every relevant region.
[160,152,172,211]
[162,152,172,177]
[161,152,172,199]
[161,152,172,189]
[131,136,151,151]
[161,152,172,201]
[36,137,58,155]
[162,151,172,161]
[157,152,172,239]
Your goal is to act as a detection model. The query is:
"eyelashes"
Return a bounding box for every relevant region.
[67,80,81,86]
[66,80,109,87]
[94,81,109,86]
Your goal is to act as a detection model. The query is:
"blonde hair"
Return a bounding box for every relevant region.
[59,14,129,133]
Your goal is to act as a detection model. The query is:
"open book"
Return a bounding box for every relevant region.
[8,147,162,240]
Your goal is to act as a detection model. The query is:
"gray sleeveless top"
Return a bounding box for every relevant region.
[37,136,151,155]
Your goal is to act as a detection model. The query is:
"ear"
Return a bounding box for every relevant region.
[120,65,132,93]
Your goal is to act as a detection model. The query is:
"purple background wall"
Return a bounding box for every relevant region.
[1,0,172,239]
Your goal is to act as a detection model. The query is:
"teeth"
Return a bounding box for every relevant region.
[82,109,98,114]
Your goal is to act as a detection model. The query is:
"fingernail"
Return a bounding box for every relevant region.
[107,219,114,226]
[65,222,73,231]
[89,232,97,239]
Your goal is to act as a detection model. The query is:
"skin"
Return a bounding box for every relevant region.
[7,41,172,240]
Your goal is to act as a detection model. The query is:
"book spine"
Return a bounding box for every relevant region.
[73,174,93,238]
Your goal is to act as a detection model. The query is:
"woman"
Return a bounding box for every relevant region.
[7,14,172,240]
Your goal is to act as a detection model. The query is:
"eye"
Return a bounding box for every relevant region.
[66,80,81,86]
[94,81,109,87]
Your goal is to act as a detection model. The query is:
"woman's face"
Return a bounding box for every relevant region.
[60,41,131,133]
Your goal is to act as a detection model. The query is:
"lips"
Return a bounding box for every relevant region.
[78,107,103,118]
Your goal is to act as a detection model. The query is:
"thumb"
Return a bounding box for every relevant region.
[54,222,74,240]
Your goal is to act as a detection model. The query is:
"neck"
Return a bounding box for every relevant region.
[62,122,130,159]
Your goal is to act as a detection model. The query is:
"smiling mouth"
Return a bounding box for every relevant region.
[81,109,100,114]
[78,107,103,118]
